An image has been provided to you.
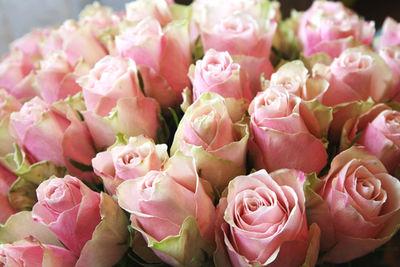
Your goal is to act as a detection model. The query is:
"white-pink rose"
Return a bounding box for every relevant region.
[379,45,400,101]
[378,17,400,48]
[298,1,375,58]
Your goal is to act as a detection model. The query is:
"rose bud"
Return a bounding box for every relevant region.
[0,164,17,224]
[249,85,329,174]
[125,0,173,26]
[0,238,78,267]
[315,46,392,106]
[298,1,375,58]
[190,49,251,101]
[36,51,89,104]
[0,50,38,100]
[32,175,129,266]
[379,45,400,101]
[214,169,320,267]
[9,96,97,181]
[10,28,51,61]
[78,55,161,150]
[116,17,191,108]
[305,146,400,263]
[171,92,249,192]
[378,17,400,49]
[0,90,21,158]
[92,135,168,195]
[117,152,215,266]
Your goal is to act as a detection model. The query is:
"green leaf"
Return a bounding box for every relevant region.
[137,71,145,95]
[349,131,364,148]
[168,107,180,128]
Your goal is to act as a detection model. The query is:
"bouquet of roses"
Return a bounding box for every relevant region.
[0,0,399,266]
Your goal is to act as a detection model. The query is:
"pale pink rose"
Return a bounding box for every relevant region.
[190,49,251,101]
[79,55,143,116]
[10,28,51,61]
[92,135,168,195]
[316,46,392,106]
[9,97,97,180]
[306,146,400,263]
[201,12,276,97]
[171,93,249,191]
[0,238,78,267]
[32,175,101,255]
[117,153,215,266]
[379,46,400,101]
[379,17,400,48]
[0,90,21,157]
[78,56,161,150]
[269,60,329,101]
[115,18,191,107]
[41,20,107,67]
[215,169,320,267]
[342,106,400,175]
[36,51,87,104]
[0,164,17,224]
[79,2,121,39]
[298,1,375,58]
[0,51,38,100]
[249,85,328,174]
[32,175,129,266]
[126,0,172,26]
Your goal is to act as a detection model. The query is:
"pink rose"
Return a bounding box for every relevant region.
[92,135,168,195]
[36,51,88,104]
[268,60,329,101]
[316,46,392,106]
[0,51,38,100]
[32,175,129,266]
[0,238,78,267]
[41,20,107,67]
[171,93,249,191]
[305,146,400,263]
[78,55,161,150]
[190,49,251,101]
[298,1,375,58]
[341,105,400,176]
[115,17,191,107]
[125,0,172,26]
[0,90,21,158]
[201,12,276,96]
[9,97,97,180]
[379,45,400,101]
[215,169,320,267]
[10,28,51,61]
[0,164,17,224]
[117,153,215,266]
[378,17,400,48]
[249,85,328,174]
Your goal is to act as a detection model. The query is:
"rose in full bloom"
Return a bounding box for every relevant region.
[298,1,375,58]
[379,45,400,101]
[189,49,251,101]
[9,96,97,180]
[78,55,161,150]
[249,85,329,174]
[200,11,276,96]
[0,164,17,224]
[36,51,89,104]
[314,46,392,106]
[32,175,129,266]
[92,135,168,195]
[171,92,249,191]
[0,50,38,100]
[214,169,320,267]
[340,104,400,176]
[378,17,400,48]
[117,153,215,266]
[0,238,78,267]
[115,17,191,107]
[268,60,329,101]
[305,146,400,263]
[125,0,173,26]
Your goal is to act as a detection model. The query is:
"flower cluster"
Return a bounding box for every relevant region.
[0,1,399,267]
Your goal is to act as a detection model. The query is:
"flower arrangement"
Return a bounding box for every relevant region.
[0,0,399,266]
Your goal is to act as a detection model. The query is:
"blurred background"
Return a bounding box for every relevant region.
[1,0,399,56]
